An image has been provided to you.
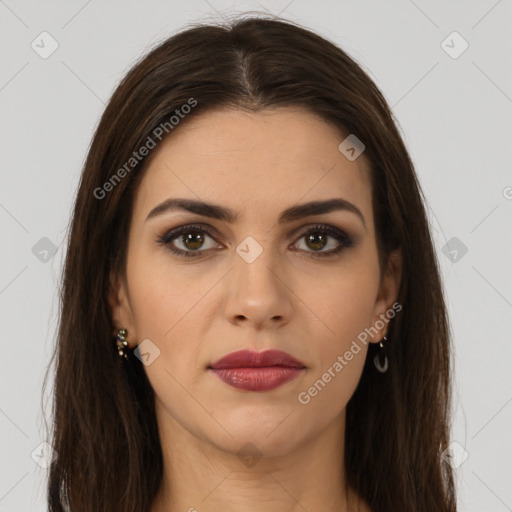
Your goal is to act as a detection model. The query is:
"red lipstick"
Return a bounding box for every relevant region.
[208,349,306,391]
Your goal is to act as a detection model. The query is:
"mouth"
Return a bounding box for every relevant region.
[208,349,306,392]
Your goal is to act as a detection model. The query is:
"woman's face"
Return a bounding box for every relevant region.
[109,107,401,457]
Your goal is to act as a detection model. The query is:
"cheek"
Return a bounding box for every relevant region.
[127,247,209,338]
[125,254,211,413]
[295,255,379,401]
[294,266,378,417]
[126,249,236,407]
[301,257,380,350]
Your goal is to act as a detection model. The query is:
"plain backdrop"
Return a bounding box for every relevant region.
[0,1,511,510]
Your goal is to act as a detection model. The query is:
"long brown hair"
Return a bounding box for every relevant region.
[43,13,456,511]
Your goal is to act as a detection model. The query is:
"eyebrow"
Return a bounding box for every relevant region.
[145,197,366,228]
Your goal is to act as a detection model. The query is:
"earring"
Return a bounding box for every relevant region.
[116,328,129,360]
[373,335,389,373]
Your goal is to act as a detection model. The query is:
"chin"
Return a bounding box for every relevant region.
[202,408,311,456]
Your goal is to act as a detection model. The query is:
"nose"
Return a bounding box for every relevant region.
[222,245,293,330]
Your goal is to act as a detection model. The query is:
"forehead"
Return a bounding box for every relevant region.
[133,107,373,225]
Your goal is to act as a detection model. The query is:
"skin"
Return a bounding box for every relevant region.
[109,107,402,512]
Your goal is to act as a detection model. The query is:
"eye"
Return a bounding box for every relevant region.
[156,223,221,258]
[291,224,354,258]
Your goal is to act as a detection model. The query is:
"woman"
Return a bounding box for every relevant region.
[44,13,457,511]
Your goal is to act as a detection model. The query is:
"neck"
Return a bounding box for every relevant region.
[150,399,368,512]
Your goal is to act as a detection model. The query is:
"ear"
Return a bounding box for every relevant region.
[107,271,137,348]
[369,248,402,343]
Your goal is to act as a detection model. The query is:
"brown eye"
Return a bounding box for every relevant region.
[292,224,354,257]
[157,224,221,257]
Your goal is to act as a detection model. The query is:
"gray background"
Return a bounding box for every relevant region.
[1,0,511,510]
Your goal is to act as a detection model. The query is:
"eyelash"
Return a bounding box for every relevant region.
[155,223,354,259]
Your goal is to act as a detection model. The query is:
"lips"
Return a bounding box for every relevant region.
[209,349,306,370]
[208,349,306,391]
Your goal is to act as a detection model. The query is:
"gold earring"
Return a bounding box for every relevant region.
[116,328,129,360]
